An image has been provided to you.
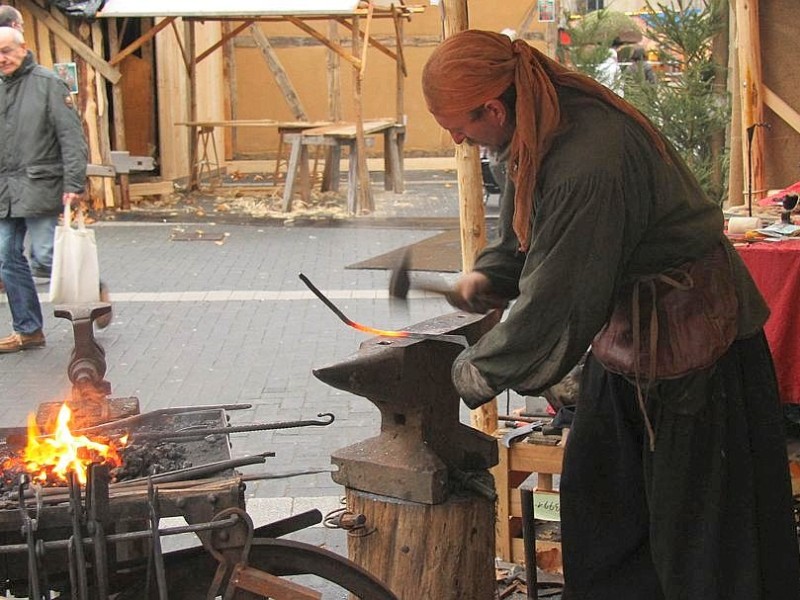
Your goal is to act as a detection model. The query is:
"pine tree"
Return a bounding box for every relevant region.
[567,1,729,203]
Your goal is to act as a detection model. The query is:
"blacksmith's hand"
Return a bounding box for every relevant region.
[452,349,498,409]
[448,271,508,314]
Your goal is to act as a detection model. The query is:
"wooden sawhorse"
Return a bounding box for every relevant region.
[281,119,405,213]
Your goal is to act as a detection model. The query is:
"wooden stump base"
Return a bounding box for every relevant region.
[346,488,495,600]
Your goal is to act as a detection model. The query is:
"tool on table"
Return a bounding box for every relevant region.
[501,420,546,448]
[499,414,548,424]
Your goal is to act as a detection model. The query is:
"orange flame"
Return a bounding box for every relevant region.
[22,404,123,485]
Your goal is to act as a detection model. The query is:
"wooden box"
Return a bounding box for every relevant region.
[492,430,566,568]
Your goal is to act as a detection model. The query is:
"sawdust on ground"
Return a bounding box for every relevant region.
[124,186,352,224]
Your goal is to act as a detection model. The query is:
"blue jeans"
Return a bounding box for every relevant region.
[0,218,45,334]
[26,215,57,275]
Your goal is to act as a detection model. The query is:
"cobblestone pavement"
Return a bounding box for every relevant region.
[0,171,530,597]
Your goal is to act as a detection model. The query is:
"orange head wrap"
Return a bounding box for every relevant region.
[422,30,667,252]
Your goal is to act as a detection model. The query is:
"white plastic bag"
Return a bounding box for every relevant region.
[49,206,100,304]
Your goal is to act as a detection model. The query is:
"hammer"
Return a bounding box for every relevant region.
[388,249,458,303]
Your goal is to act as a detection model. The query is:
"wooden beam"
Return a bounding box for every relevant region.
[196,21,253,64]
[285,16,361,70]
[392,10,408,77]
[516,1,538,36]
[106,18,131,209]
[108,17,174,66]
[763,85,800,136]
[326,21,342,122]
[440,0,496,436]
[249,24,308,121]
[359,3,374,77]
[335,17,399,65]
[170,19,191,74]
[19,0,121,84]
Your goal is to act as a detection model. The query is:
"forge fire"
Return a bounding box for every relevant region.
[0,402,199,491]
[2,403,125,487]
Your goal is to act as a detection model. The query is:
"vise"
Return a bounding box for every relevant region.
[313,311,499,504]
[36,304,139,430]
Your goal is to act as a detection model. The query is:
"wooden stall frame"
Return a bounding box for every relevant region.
[97,1,424,214]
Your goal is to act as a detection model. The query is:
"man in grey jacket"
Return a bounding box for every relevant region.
[0,26,88,352]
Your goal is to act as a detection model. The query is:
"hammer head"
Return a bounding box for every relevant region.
[388,248,411,300]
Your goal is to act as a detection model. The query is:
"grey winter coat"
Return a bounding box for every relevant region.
[0,51,87,217]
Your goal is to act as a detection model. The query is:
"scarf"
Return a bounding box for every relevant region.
[422,30,668,252]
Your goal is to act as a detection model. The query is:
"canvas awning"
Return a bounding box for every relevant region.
[97,0,398,18]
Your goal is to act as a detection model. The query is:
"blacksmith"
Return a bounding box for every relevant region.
[0,26,87,352]
[422,29,800,599]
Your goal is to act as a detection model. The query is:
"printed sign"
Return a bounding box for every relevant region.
[538,0,556,23]
[532,490,560,522]
[54,62,78,94]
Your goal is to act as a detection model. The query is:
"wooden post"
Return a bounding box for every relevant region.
[389,10,406,193]
[352,14,373,214]
[709,0,729,203]
[91,20,115,209]
[727,6,744,208]
[107,18,131,209]
[734,0,766,208]
[71,18,106,211]
[186,19,198,191]
[440,0,497,435]
[222,21,237,161]
[322,19,342,190]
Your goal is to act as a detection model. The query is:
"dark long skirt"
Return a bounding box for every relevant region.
[560,332,800,599]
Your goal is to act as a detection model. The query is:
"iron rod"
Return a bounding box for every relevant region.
[147,481,169,600]
[299,273,467,345]
[112,452,275,487]
[130,413,335,441]
[68,472,90,600]
[18,476,43,600]
[74,403,253,435]
[0,513,241,554]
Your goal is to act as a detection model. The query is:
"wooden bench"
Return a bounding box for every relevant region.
[281,119,405,212]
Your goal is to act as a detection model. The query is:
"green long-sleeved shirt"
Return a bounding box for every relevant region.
[454,87,768,407]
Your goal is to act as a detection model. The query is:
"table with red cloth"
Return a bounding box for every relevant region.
[736,239,800,405]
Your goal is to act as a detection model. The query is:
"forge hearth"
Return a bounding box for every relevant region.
[0,403,248,599]
[0,294,349,599]
[0,405,235,493]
